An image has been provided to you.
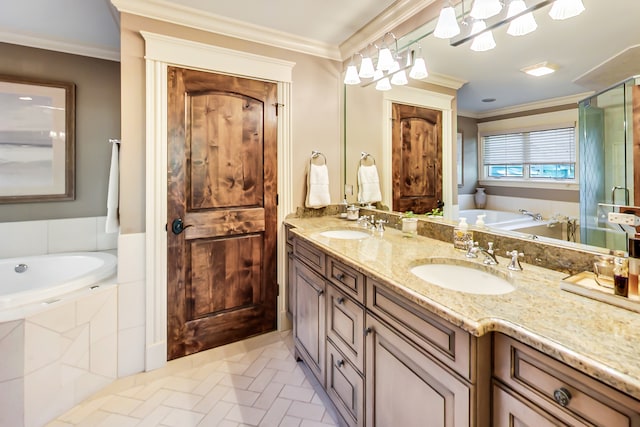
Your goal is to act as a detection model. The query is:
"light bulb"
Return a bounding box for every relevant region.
[343,65,361,85]
[359,57,375,78]
[470,20,496,51]
[434,6,461,39]
[549,0,585,20]
[470,0,503,19]
[507,0,537,36]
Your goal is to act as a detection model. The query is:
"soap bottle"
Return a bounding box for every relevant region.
[613,251,629,298]
[475,214,487,229]
[628,237,640,299]
[453,217,473,250]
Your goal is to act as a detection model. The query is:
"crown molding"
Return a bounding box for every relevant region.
[459,91,594,120]
[421,72,467,90]
[0,30,120,61]
[112,0,342,60]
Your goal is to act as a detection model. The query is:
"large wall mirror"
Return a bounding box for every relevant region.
[343,0,640,253]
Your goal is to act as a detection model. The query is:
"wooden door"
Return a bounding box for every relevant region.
[365,315,470,427]
[392,103,442,214]
[166,66,278,360]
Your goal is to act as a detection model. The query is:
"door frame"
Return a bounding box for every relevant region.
[382,87,456,219]
[141,32,295,371]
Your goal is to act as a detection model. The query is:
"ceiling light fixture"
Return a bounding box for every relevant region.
[343,55,361,85]
[409,45,429,79]
[506,0,538,36]
[434,3,461,39]
[390,58,409,86]
[548,0,585,20]
[374,70,392,91]
[358,47,376,78]
[470,0,503,20]
[376,33,397,71]
[470,20,496,51]
[521,61,558,76]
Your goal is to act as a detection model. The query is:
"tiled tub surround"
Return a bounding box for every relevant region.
[0,217,119,427]
[285,215,640,400]
[0,216,118,259]
[0,280,118,427]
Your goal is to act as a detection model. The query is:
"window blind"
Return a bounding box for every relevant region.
[483,127,575,166]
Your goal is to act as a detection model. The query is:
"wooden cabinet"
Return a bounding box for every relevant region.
[493,382,577,426]
[365,315,471,427]
[292,256,326,386]
[493,333,640,426]
[326,340,365,427]
[326,284,365,373]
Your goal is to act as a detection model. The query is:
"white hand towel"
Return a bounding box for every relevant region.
[305,163,331,208]
[358,164,382,204]
[105,142,120,233]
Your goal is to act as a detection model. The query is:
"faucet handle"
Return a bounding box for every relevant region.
[375,219,387,232]
[506,250,524,271]
[466,241,479,258]
[487,242,494,254]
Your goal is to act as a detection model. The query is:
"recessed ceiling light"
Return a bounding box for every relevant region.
[521,62,558,77]
[482,98,496,103]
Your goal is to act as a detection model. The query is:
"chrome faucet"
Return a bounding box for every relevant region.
[357,215,375,229]
[375,219,387,233]
[466,241,499,265]
[506,250,524,271]
[519,209,542,221]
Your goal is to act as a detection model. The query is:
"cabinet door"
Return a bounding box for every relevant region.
[365,315,470,427]
[327,341,364,427]
[493,383,579,427]
[327,284,365,373]
[287,246,294,317]
[293,258,326,385]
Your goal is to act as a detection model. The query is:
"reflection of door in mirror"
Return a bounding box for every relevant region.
[392,103,442,214]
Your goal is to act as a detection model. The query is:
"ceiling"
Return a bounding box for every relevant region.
[1,0,638,115]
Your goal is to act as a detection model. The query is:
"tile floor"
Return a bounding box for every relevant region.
[46,331,340,427]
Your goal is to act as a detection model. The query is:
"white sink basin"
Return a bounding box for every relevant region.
[318,229,370,240]
[410,263,515,295]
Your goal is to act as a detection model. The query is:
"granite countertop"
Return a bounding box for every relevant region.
[285,215,640,400]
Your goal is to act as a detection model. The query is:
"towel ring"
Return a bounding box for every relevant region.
[311,150,327,165]
[360,152,376,166]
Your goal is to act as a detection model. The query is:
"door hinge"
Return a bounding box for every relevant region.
[276,194,279,205]
[273,103,285,116]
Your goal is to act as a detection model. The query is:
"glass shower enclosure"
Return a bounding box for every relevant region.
[579,76,640,251]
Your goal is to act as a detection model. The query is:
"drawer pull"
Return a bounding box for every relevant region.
[364,327,373,336]
[553,387,572,407]
[316,288,324,296]
[335,273,346,281]
[336,359,345,368]
[337,297,345,305]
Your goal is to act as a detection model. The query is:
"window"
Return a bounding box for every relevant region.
[482,127,576,182]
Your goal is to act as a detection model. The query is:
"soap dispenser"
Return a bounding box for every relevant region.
[629,237,640,298]
[453,217,473,250]
[475,214,487,229]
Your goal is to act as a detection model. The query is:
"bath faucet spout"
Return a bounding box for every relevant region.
[519,209,542,221]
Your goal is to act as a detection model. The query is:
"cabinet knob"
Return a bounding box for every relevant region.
[364,327,373,336]
[337,297,345,305]
[335,273,345,281]
[335,359,344,368]
[553,387,572,407]
[317,288,324,296]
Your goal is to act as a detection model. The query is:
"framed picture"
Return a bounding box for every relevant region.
[0,74,75,203]
[457,131,463,187]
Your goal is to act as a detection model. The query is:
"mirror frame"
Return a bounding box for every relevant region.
[0,74,76,203]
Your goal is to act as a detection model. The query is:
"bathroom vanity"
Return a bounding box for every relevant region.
[286,216,640,427]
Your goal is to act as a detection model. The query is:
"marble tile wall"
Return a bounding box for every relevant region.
[0,216,118,258]
[0,286,118,427]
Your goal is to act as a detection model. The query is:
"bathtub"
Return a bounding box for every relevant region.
[0,251,118,427]
[0,251,117,310]
[458,209,562,239]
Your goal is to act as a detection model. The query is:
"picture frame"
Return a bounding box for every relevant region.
[0,74,75,203]
[457,131,464,187]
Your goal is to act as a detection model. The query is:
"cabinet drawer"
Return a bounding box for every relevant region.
[285,224,295,245]
[327,256,365,304]
[327,284,365,373]
[293,237,325,274]
[366,278,472,380]
[494,333,640,426]
[327,341,364,427]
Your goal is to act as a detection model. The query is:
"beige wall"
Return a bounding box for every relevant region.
[458,115,478,195]
[0,43,120,222]
[119,14,342,234]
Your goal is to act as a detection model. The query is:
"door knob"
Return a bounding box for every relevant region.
[171,218,193,235]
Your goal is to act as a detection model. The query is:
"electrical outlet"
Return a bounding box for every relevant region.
[608,212,640,226]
